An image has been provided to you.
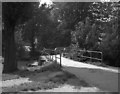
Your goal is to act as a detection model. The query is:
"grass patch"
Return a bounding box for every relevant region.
[86,61,108,67]
[2,70,76,92]
[3,69,88,92]
[42,61,62,71]
[45,71,75,84]
[3,81,58,92]
[2,60,90,92]
[2,74,20,81]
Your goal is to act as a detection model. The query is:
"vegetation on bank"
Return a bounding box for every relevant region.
[2,60,90,92]
[2,2,120,73]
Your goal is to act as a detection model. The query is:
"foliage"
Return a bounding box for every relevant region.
[2,1,120,73]
[90,2,119,66]
[2,2,39,27]
[22,4,59,49]
[52,2,92,30]
[2,2,40,73]
[99,21,119,66]
[64,2,119,66]
[89,2,118,23]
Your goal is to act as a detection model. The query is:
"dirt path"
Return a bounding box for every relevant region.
[52,55,119,92]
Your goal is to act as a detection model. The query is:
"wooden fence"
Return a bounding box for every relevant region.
[41,47,103,66]
[77,50,103,62]
[57,47,103,63]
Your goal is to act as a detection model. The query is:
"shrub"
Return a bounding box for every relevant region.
[38,61,61,72]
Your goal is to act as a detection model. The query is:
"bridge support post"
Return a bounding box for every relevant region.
[60,53,62,67]
[52,55,53,61]
[90,51,92,62]
[55,54,56,61]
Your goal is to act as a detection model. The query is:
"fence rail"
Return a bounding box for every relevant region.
[40,47,103,65]
[60,48,103,63]
[76,49,103,62]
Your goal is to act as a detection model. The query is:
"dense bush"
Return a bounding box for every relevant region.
[100,37,119,67]
[71,15,119,67]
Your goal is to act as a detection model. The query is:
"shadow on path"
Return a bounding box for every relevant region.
[63,66,118,92]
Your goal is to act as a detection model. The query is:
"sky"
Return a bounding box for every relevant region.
[39,0,113,7]
[38,0,120,7]
[2,0,118,2]
[39,0,114,4]
[39,0,53,7]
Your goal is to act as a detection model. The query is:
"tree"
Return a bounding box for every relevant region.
[88,2,119,66]
[2,2,39,73]
[22,4,58,52]
[60,2,119,66]
[52,2,92,30]
[49,2,92,49]
[99,21,119,66]
[117,3,120,67]
[85,23,99,50]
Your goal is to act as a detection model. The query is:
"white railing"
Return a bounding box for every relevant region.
[42,48,62,67]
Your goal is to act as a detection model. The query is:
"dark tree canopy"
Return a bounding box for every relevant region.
[2,2,120,73]
[2,2,39,73]
[52,2,92,30]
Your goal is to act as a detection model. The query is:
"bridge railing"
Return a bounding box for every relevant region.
[41,47,103,66]
[41,48,62,67]
[77,50,103,63]
[57,47,103,63]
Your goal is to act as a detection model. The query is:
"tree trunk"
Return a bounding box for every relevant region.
[3,27,17,73]
[30,40,35,59]
[30,30,36,59]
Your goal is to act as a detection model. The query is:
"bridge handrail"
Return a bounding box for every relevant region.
[77,49,103,62]
[41,48,62,67]
[60,48,103,62]
[78,49,102,54]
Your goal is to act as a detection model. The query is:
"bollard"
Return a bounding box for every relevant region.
[90,51,92,62]
[52,55,53,61]
[55,54,57,61]
[101,52,103,63]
